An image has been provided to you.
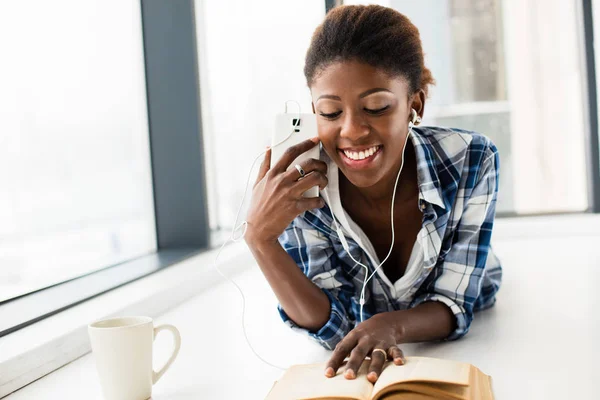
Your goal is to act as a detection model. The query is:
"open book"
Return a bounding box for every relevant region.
[264,356,493,400]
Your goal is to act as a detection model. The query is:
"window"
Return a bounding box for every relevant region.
[344,0,591,215]
[195,0,327,239]
[0,0,216,394]
[0,1,156,302]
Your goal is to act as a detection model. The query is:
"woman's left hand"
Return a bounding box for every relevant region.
[324,312,406,383]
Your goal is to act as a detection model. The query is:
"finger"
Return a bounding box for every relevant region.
[254,147,271,187]
[293,171,329,195]
[283,158,328,183]
[367,346,389,383]
[324,336,357,378]
[344,343,371,380]
[295,196,326,213]
[271,137,319,174]
[389,345,406,366]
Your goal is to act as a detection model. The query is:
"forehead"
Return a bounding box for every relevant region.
[310,60,409,99]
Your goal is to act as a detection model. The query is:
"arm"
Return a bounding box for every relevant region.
[246,236,330,331]
[247,212,356,350]
[410,141,500,340]
[382,301,456,344]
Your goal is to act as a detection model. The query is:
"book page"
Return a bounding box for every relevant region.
[377,390,441,400]
[371,357,471,400]
[264,361,374,400]
[398,382,469,400]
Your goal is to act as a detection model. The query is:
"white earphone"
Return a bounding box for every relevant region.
[411,108,422,125]
[321,108,420,323]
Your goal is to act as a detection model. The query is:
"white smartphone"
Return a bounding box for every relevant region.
[271,113,320,198]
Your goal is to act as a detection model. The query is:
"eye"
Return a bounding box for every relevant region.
[319,111,342,119]
[364,105,390,115]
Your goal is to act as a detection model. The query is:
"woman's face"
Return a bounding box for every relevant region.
[310,60,423,189]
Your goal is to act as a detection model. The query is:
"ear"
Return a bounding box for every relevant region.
[410,89,426,120]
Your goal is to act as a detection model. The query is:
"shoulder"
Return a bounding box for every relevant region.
[414,125,498,175]
[414,125,497,156]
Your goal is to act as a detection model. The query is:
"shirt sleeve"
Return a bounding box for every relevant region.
[410,141,500,340]
[276,211,356,350]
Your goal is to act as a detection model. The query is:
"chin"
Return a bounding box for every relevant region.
[337,164,383,188]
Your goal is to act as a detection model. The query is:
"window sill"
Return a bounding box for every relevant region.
[0,240,252,398]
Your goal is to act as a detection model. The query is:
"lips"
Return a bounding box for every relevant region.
[337,145,382,169]
[340,145,381,160]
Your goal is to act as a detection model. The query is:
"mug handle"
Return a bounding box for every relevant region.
[152,324,182,385]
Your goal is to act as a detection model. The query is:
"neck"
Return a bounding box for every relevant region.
[340,142,419,212]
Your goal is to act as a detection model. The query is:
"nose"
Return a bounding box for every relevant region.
[340,110,370,142]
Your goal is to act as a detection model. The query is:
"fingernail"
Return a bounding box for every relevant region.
[310,136,319,143]
[395,357,405,365]
[325,367,334,377]
[345,369,355,379]
[368,372,378,380]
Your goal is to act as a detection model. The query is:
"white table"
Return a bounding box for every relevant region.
[6,233,600,399]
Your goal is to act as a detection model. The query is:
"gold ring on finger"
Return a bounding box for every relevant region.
[371,348,388,359]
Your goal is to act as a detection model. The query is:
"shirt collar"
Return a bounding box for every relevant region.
[409,127,446,210]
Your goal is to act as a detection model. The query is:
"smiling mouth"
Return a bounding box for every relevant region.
[339,145,382,161]
[337,145,383,169]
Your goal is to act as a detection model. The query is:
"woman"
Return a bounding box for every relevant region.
[245,4,502,384]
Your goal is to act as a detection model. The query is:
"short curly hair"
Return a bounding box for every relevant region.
[304,4,435,97]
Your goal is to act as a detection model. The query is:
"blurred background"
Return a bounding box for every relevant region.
[0,0,597,302]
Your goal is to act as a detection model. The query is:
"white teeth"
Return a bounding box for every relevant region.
[343,145,379,160]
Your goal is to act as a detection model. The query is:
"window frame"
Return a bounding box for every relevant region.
[582,0,600,212]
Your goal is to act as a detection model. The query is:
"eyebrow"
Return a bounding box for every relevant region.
[316,88,392,102]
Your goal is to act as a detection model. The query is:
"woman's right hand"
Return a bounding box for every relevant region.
[245,137,329,246]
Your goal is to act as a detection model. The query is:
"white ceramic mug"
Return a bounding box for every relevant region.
[88,316,181,400]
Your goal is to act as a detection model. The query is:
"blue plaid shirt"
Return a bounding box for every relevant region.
[276,126,502,350]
